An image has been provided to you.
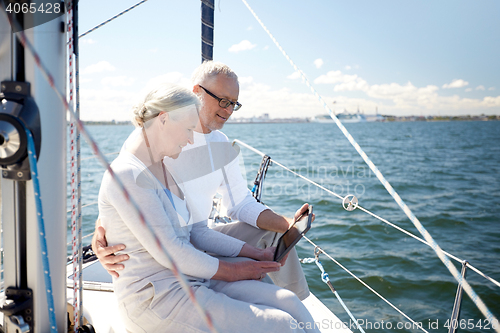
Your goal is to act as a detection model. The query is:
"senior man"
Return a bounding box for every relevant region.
[93,61,310,300]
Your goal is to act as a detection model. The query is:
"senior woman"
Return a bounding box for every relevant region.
[98,83,319,333]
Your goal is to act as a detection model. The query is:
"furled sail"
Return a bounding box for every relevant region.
[201,0,214,63]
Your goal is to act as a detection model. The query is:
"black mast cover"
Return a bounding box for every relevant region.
[201,0,214,63]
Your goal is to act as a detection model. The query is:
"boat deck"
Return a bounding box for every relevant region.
[66,261,352,332]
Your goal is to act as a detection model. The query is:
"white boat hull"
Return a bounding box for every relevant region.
[66,261,352,333]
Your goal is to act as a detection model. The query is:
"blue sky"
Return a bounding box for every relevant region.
[77,0,500,120]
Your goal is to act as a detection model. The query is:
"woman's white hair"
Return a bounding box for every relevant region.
[132,83,200,127]
[191,60,238,86]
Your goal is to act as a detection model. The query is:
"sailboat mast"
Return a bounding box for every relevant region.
[201,0,215,63]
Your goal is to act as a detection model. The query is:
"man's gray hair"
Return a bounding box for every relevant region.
[191,61,239,86]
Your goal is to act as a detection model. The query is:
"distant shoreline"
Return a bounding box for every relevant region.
[82,115,499,126]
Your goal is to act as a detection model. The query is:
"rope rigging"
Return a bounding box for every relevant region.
[301,246,366,333]
[239,1,499,329]
[25,129,58,333]
[234,138,500,330]
[302,236,430,333]
[67,1,84,330]
[78,0,150,39]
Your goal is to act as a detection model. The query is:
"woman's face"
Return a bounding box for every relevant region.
[157,104,199,159]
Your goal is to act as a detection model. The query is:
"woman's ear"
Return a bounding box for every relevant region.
[158,111,168,124]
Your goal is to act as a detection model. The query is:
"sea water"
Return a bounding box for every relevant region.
[68,120,500,333]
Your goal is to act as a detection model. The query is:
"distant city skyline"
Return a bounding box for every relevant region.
[76,0,500,121]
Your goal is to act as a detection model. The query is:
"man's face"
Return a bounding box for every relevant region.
[194,75,239,133]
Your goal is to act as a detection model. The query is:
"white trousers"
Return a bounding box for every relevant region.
[120,279,320,333]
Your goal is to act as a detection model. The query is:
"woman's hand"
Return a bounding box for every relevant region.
[213,260,281,282]
[254,246,289,267]
[238,244,287,265]
[238,243,274,261]
[259,246,276,262]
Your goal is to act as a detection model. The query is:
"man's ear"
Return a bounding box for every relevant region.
[193,84,201,95]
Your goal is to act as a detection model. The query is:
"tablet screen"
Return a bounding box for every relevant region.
[274,205,312,262]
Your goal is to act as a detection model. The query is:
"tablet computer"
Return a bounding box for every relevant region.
[273,205,313,262]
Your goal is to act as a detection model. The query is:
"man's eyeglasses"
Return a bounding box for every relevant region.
[199,85,242,111]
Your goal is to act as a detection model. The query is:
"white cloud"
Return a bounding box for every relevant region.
[82,61,115,74]
[334,78,369,92]
[287,71,301,80]
[79,72,192,121]
[238,76,254,85]
[481,96,500,107]
[237,81,326,119]
[79,87,139,121]
[263,46,269,51]
[140,72,191,96]
[465,88,472,92]
[234,80,381,119]
[81,74,500,121]
[345,65,352,70]
[101,76,136,87]
[228,40,257,53]
[489,87,496,91]
[313,59,324,69]
[367,82,417,99]
[80,38,96,45]
[366,83,440,110]
[442,79,469,89]
[308,69,500,115]
[314,70,347,84]
[246,26,253,31]
[314,70,368,91]
[476,85,486,91]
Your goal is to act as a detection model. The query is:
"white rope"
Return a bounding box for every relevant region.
[301,256,365,333]
[67,152,119,164]
[67,4,82,330]
[78,0,150,39]
[80,151,119,162]
[303,236,429,333]
[67,201,98,214]
[234,139,343,201]
[240,2,499,328]
[67,232,94,247]
[74,3,84,326]
[357,206,500,289]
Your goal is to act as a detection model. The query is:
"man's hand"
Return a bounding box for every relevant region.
[293,203,315,227]
[92,223,129,278]
[255,203,315,233]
